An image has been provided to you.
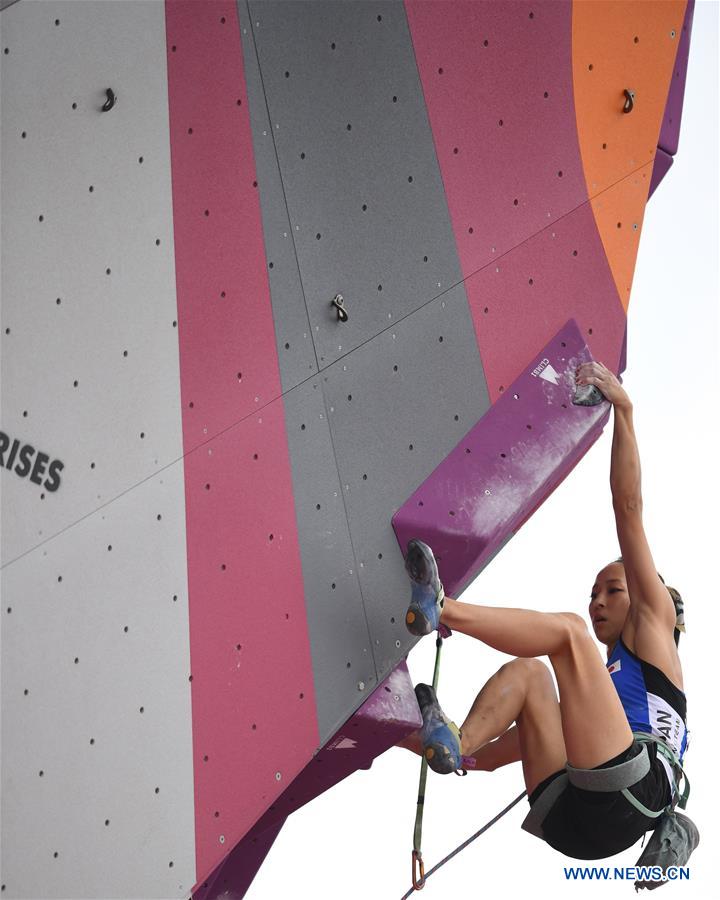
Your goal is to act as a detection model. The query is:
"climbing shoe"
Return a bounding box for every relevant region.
[404,539,446,636]
[415,683,463,774]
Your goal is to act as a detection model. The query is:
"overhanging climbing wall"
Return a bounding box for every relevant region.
[0,1,693,897]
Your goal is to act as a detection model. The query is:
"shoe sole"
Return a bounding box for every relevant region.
[405,539,440,588]
[405,540,444,635]
[415,683,462,774]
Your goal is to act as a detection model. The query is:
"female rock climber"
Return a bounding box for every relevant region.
[397,360,689,861]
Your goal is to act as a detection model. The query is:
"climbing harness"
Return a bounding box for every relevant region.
[568,732,689,818]
[567,732,698,890]
[522,730,690,840]
[520,728,699,890]
[407,624,524,894]
[625,733,689,817]
[627,735,698,890]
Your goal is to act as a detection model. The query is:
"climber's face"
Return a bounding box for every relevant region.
[588,562,630,647]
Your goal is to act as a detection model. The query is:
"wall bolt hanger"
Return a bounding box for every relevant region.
[102,88,116,112]
[331,293,348,323]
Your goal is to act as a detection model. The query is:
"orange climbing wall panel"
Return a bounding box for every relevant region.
[572,0,687,309]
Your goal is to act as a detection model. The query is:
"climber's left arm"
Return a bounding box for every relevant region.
[576,362,676,631]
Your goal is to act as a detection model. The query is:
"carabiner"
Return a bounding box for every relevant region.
[412,849,426,890]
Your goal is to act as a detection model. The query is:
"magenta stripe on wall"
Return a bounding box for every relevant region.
[164,0,319,881]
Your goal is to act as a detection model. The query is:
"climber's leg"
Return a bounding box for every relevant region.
[440,598,634,768]
[458,657,567,796]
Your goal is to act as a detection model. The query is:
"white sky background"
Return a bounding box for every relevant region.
[251,4,719,898]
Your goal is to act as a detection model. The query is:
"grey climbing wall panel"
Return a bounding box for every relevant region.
[248,0,471,368]
[320,283,490,679]
[237,1,318,394]
[243,0,491,721]
[281,376,376,740]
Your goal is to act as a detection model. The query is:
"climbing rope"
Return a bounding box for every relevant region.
[402,789,527,898]
[406,625,526,894]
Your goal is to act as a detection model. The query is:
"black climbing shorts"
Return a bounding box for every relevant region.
[527,740,673,860]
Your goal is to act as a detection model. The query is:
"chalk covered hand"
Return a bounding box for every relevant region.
[575,361,631,409]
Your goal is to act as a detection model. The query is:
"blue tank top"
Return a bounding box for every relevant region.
[606,636,688,789]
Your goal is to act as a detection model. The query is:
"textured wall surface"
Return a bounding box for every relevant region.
[0,0,690,896]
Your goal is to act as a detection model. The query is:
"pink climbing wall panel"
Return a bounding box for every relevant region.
[462,201,627,398]
[164,0,319,878]
[404,0,600,394]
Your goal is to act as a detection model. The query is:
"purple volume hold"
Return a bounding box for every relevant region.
[392,318,612,600]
